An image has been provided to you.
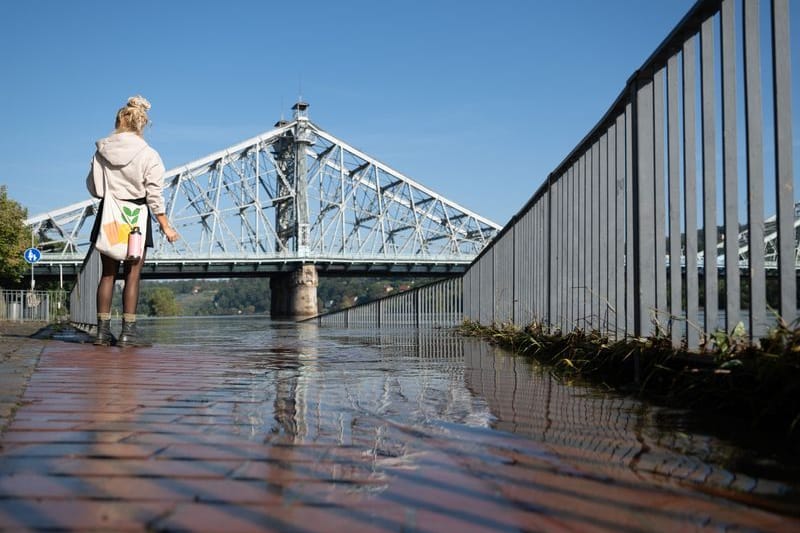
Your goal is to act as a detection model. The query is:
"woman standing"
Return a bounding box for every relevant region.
[86,96,179,347]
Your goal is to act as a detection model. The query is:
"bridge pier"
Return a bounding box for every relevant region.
[270,265,319,319]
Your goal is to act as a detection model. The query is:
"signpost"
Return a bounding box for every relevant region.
[23,247,41,291]
[23,248,41,264]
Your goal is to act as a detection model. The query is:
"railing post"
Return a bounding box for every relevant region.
[631,73,656,339]
[772,0,796,325]
[700,15,719,338]
[415,290,421,328]
[743,0,766,340]
[721,0,740,331]
[546,173,555,329]
[512,213,517,326]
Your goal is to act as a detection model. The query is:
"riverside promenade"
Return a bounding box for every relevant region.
[0,321,798,532]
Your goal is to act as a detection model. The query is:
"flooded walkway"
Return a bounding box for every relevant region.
[0,317,797,531]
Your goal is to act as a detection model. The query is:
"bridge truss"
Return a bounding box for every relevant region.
[695,202,800,271]
[25,104,501,277]
[24,103,799,279]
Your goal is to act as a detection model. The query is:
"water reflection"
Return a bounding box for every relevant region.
[316,324,798,508]
[461,338,799,506]
[141,317,798,513]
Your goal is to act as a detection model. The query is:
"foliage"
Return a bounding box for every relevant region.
[317,277,432,312]
[104,276,438,317]
[145,286,181,316]
[710,321,748,360]
[0,186,30,286]
[212,278,271,314]
[459,318,800,441]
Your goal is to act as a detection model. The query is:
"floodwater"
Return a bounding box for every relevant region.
[141,315,799,529]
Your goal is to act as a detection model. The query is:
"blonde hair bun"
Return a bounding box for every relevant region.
[115,95,151,134]
[127,95,151,111]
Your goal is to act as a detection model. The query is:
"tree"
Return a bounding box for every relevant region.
[0,186,30,286]
[146,287,181,316]
[212,278,270,314]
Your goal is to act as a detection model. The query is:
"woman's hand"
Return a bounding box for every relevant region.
[162,225,179,243]
[155,213,179,243]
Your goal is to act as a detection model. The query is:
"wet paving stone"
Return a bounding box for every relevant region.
[0,317,798,531]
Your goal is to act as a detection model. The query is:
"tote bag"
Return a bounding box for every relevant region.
[95,196,148,261]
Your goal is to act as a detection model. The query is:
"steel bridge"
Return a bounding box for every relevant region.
[25,102,501,281]
[704,204,800,272]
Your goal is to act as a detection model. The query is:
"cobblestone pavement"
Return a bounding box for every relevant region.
[0,322,48,437]
[0,326,798,531]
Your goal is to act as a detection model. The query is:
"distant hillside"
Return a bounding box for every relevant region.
[122,276,438,316]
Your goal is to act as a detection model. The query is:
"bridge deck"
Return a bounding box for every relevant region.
[30,258,468,281]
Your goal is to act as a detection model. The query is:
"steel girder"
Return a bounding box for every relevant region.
[25,118,501,266]
[693,201,800,271]
[736,202,800,270]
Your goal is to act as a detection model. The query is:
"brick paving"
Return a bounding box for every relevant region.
[0,322,48,437]
[0,325,799,531]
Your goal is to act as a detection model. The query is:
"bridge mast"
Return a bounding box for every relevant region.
[293,101,312,253]
[270,100,319,319]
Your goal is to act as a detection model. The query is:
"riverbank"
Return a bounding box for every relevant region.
[459,320,800,445]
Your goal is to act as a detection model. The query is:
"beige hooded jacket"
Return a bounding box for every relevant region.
[86,132,166,215]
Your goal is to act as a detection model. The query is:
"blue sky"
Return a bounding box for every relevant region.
[1,0,795,227]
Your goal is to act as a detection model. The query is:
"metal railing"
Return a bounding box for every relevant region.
[69,247,100,331]
[464,0,796,348]
[306,277,462,328]
[0,289,67,322]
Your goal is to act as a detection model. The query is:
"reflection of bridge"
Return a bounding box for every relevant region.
[26,102,500,317]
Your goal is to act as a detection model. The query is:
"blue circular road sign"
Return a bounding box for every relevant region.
[23,248,42,264]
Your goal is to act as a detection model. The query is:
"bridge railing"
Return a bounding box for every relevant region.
[69,247,100,332]
[465,0,796,348]
[0,289,67,323]
[34,251,478,264]
[305,277,462,328]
